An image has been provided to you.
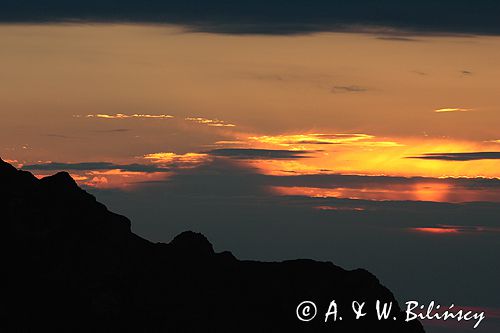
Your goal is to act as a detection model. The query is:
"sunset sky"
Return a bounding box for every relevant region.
[3,25,500,195]
[1,2,500,332]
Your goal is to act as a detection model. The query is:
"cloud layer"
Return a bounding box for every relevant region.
[2,1,500,36]
[206,148,314,160]
[23,161,170,173]
[408,152,500,161]
[434,108,473,113]
[84,114,174,119]
[185,117,236,127]
[249,133,403,147]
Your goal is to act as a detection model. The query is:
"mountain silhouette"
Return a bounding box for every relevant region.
[0,158,424,332]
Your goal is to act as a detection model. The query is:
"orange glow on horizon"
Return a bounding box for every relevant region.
[270,182,500,203]
[412,227,460,234]
[411,225,500,235]
[31,169,172,189]
[411,182,452,202]
[82,170,171,189]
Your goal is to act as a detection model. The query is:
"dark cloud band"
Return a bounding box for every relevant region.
[2,1,500,36]
[407,152,500,161]
[23,162,170,173]
[206,148,314,160]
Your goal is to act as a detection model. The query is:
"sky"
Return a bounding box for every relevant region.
[1,2,500,332]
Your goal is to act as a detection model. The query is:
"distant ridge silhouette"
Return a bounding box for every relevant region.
[0,158,424,332]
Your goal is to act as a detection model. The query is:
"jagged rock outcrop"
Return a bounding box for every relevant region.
[0,158,424,332]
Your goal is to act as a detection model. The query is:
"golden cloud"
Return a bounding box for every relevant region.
[434,108,473,113]
[83,113,174,119]
[81,169,171,189]
[143,152,210,168]
[249,133,403,147]
[185,117,236,127]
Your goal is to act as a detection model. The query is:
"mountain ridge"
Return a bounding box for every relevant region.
[0,157,424,332]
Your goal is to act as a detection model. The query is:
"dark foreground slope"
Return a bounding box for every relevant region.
[0,158,424,332]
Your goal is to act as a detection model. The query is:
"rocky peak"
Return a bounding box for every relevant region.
[169,230,215,256]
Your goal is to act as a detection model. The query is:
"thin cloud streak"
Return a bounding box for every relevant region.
[250,133,373,145]
[408,152,500,161]
[185,117,236,127]
[434,108,473,113]
[249,133,403,147]
[23,161,170,173]
[411,225,500,235]
[143,152,210,168]
[82,114,174,119]
[92,128,132,133]
[206,148,315,160]
[331,85,368,93]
